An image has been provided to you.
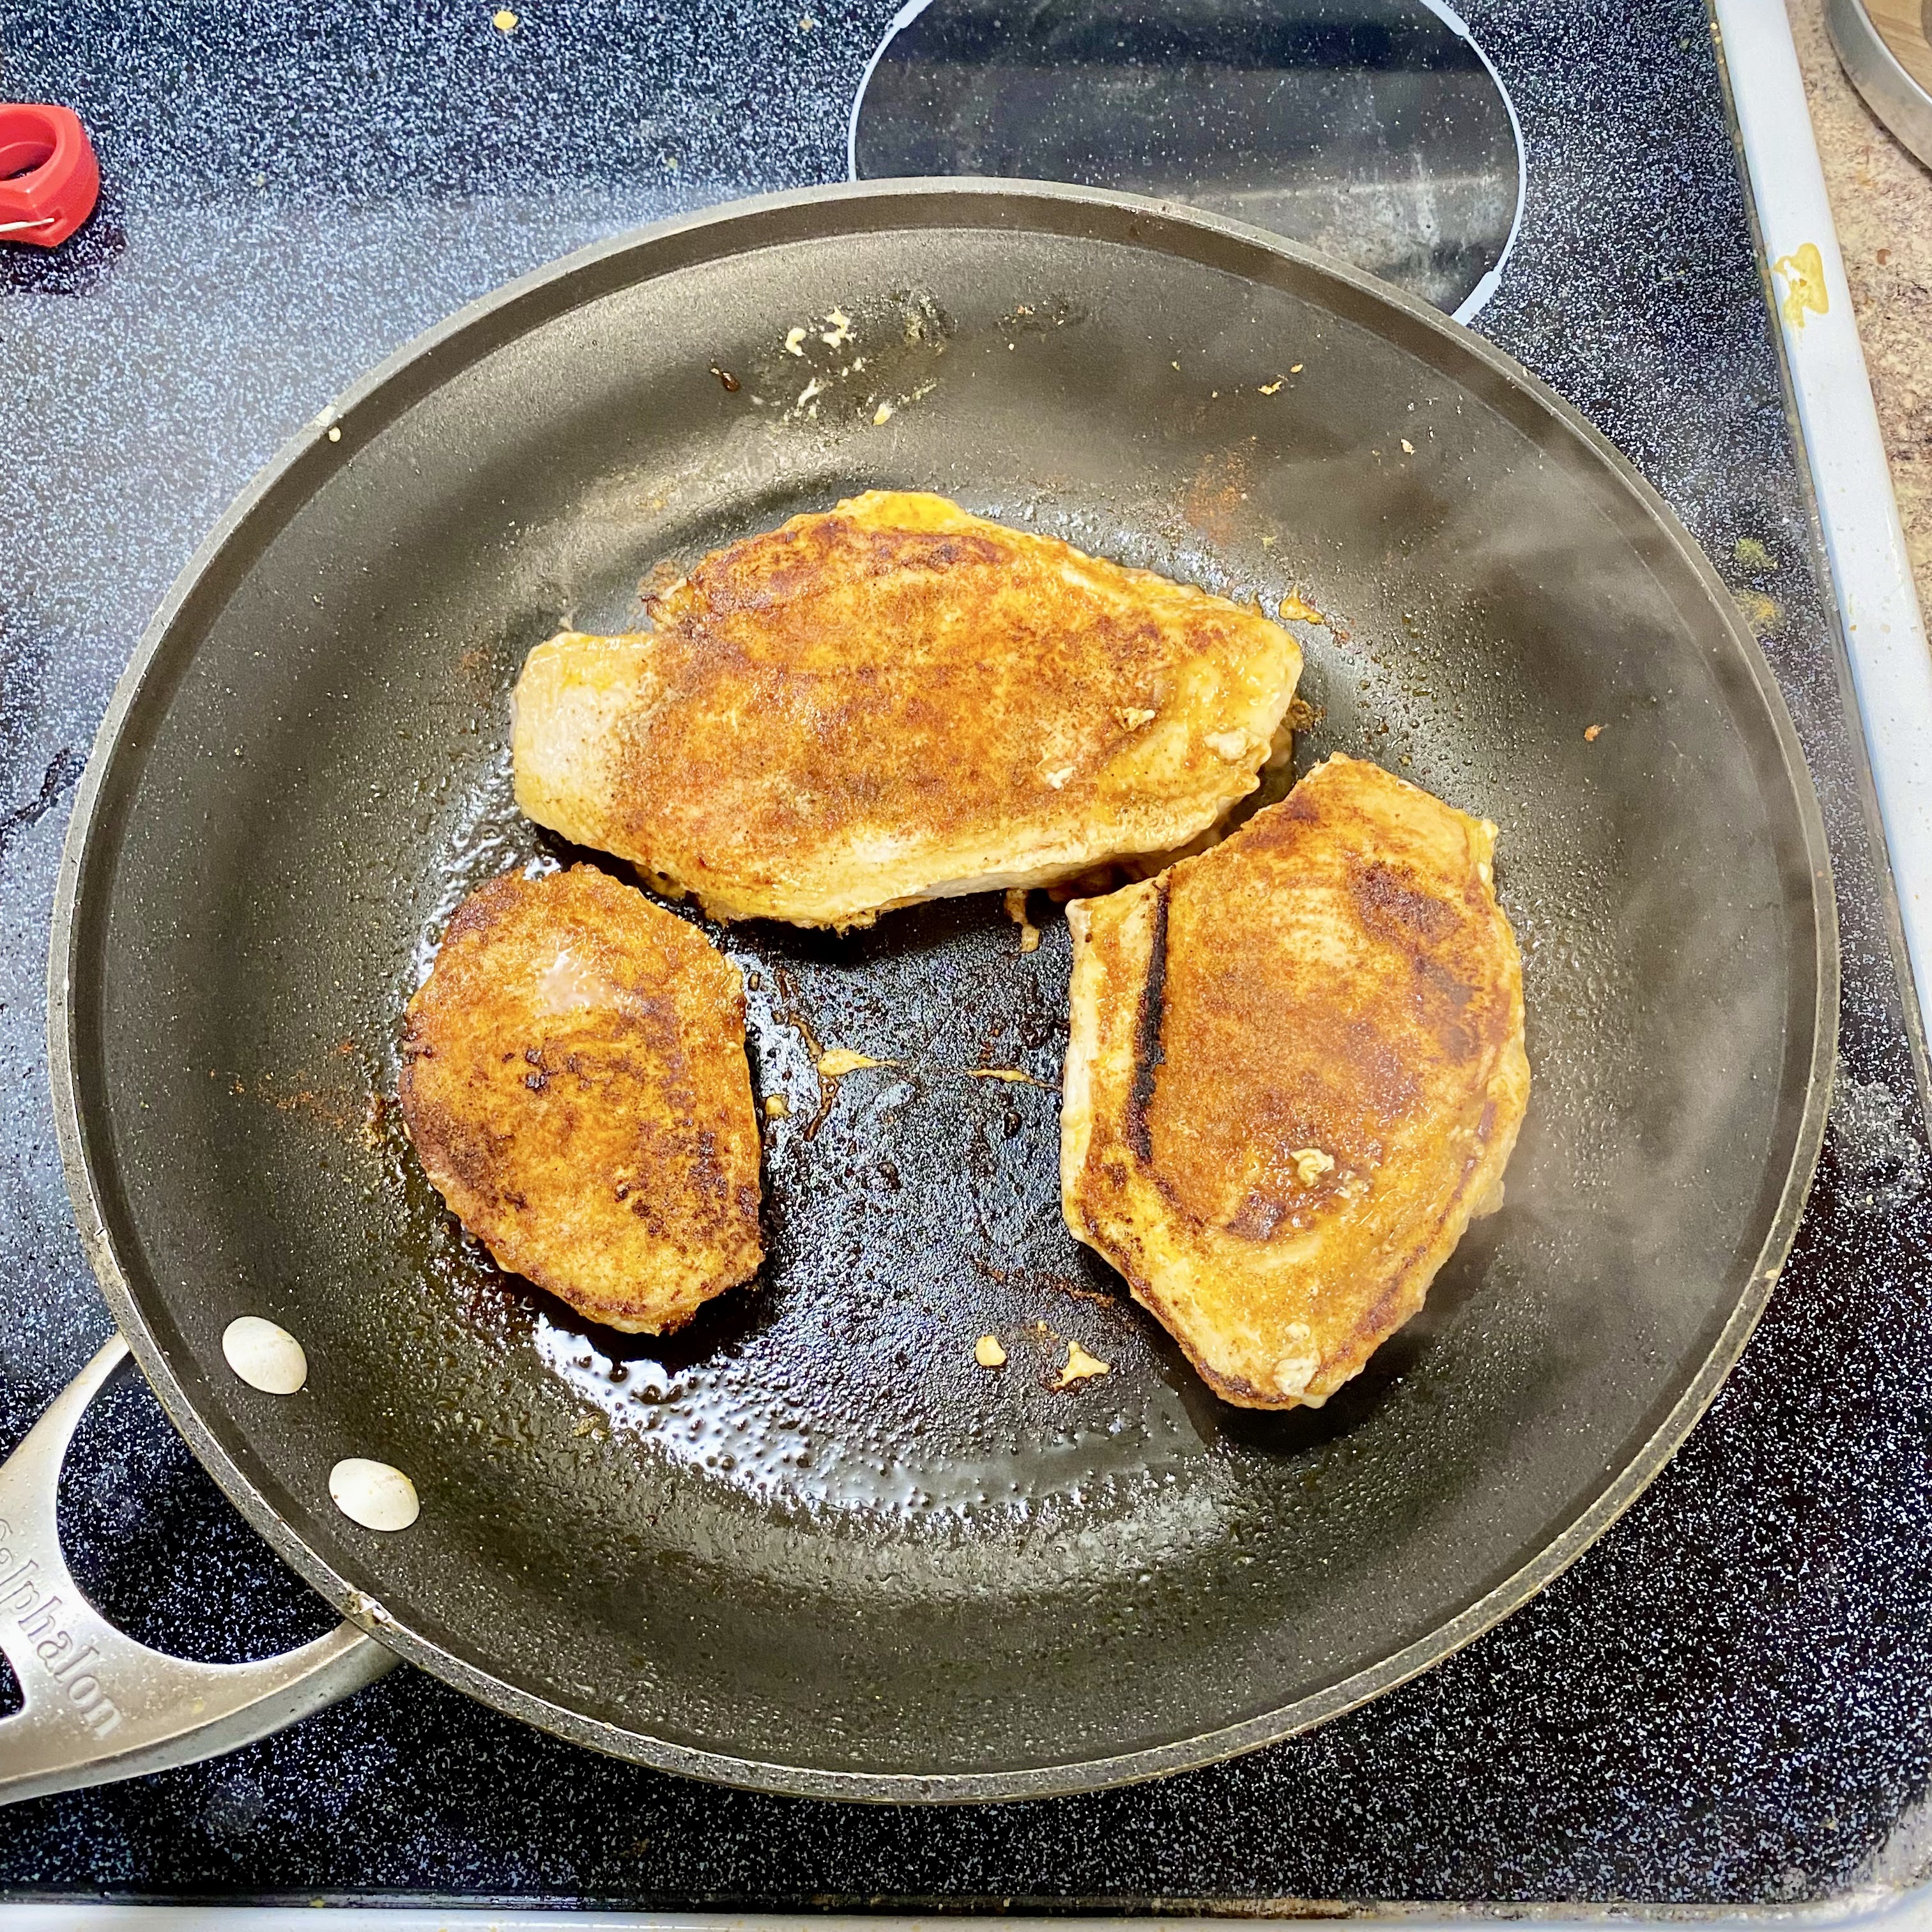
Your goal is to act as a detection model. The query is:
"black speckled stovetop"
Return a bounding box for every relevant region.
[4,0,1932,1908]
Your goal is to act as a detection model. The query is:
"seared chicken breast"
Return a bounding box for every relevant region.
[512,490,1301,927]
[1061,754,1529,1409]
[399,864,763,1333]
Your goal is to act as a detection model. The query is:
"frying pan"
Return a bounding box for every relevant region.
[8,180,1833,1805]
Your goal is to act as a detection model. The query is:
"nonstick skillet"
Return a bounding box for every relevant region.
[11,180,1834,1804]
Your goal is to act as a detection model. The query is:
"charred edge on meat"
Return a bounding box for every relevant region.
[1124,877,1171,1163]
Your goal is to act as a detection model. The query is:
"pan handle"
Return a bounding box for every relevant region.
[0,1337,397,1807]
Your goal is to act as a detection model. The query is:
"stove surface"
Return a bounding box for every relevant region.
[4,0,1932,1906]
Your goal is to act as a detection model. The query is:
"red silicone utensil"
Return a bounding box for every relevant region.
[0,103,99,247]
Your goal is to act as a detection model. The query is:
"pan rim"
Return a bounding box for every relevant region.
[46,175,1839,1805]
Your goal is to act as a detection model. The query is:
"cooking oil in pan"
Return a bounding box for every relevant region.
[384,760,1230,1527]
[366,632,1588,1544]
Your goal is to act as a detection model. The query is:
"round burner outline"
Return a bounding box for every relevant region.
[847,0,1526,323]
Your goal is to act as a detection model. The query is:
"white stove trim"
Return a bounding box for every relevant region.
[0,1897,1929,1929]
[1715,0,1932,1041]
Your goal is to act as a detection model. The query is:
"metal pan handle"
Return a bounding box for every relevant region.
[0,1337,397,1806]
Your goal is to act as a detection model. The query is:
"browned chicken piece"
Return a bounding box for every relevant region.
[511,490,1301,927]
[399,864,763,1333]
[1061,754,1529,1409]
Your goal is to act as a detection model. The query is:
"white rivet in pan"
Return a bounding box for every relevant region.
[221,1315,308,1395]
[329,1458,420,1532]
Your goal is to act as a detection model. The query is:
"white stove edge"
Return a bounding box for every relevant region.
[1717,0,1932,1075]
[0,1900,1925,1930]
[8,6,1932,1929]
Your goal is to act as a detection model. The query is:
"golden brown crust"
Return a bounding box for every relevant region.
[511,491,1301,926]
[398,865,763,1333]
[1061,754,1529,1409]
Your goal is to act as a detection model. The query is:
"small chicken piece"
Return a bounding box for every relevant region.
[1061,755,1528,1409]
[399,865,762,1333]
[512,491,1301,926]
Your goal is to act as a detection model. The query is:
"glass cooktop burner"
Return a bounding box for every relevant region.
[850,0,1524,318]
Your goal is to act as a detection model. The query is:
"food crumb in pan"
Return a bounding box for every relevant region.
[222,1315,308,1395]
[1259,378,1284,395]
[1401,438,1415,454]
[329,1457,420,1532]
[964,1068,1046,1085]
[326,426,341,442]
[974,1334,1008,1368]
[763,1092,791,1119]
[873,401,894,425]
[1273,1338,1322,1399]
[817,1047,889,1079]
[1291,363,1304,372]
[1290,1147,1336,1186]
[784,327,806,356]
[1278,589,1322,623]
[1054,1341,1110,1389]
[1584,723,1604,742]
[820,307,853,348]
[1004,887,1041,952]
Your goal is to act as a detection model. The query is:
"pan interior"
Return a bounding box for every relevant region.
[66,198,1826,1789]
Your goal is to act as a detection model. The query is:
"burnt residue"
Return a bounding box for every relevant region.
[1124,878,1171,1163]
[744,287,956,427]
